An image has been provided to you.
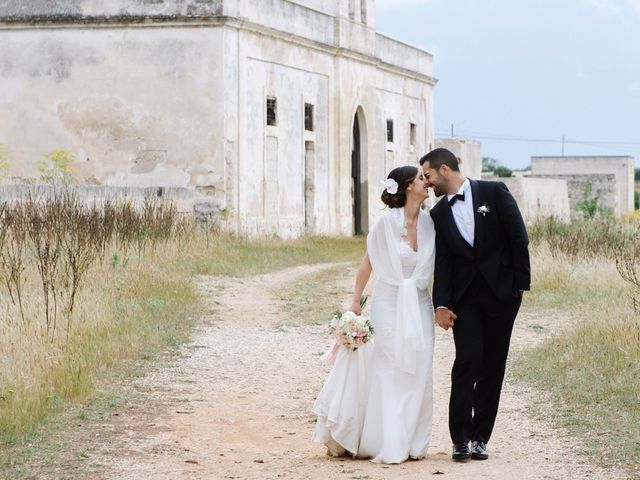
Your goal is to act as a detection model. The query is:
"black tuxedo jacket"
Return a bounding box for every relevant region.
[429,179,531,309]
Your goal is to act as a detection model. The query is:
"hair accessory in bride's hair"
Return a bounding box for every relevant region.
[380,178,398,195]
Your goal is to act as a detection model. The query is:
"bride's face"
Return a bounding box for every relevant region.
[406,171,429,201]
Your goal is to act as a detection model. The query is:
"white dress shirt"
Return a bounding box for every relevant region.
[436,178,476,312]
[447,178,475,247]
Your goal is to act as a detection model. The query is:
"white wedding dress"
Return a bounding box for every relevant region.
[312,208,435,464]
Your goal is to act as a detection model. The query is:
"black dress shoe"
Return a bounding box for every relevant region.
[452,443,471,461]
[471,440,488,460]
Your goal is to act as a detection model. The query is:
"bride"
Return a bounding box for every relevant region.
[312,165,437,464]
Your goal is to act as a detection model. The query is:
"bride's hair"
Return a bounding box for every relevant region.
[381,165,419,208]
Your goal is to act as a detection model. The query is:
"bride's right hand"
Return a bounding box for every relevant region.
[349,303,362,315]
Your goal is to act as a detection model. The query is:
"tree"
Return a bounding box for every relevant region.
[482,156,499,172]
[493,166,513,178]
[635,168,640,181]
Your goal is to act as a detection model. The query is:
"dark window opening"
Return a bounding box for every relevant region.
[410,122,416,146]
[386,119,394,143]
[304,103,314,132]
[266,96,277,126]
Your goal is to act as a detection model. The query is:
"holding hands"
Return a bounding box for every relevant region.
[435,307,457,330]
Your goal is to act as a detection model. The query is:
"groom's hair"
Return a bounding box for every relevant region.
[419,148,460,172]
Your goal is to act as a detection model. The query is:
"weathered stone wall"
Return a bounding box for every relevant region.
[528,174,617,220]
[227,22,434,238]
[531,156,634,216]
[0,26,226,194]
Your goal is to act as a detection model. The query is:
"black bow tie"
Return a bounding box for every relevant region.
[448,193,465,207]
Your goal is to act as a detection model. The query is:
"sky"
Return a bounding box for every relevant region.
[375,0,640,169]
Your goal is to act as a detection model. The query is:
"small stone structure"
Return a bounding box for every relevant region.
[435,138,482,180]
[500,177,571,223]
[531,156,635,217]
[480,173,571,223]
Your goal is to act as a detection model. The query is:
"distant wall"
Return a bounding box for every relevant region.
[435,138,481,180]
[528,174,617,220]
[531,156,634,216]
[499,177,570,223]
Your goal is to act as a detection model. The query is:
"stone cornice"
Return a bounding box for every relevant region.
[0,14,438,86]
[0,14,219,26]
[229,16,438,86]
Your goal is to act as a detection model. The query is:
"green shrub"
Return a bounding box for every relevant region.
[493,165,513,177]
[37,148,76,184]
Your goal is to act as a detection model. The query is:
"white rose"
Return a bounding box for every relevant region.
[342,311,356,321]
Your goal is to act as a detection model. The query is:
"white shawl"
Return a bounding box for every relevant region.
[366,207,435,374]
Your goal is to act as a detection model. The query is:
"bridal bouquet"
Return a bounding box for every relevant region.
[328,310,375,351]
[329,296,374,346]
[322,297,373,367]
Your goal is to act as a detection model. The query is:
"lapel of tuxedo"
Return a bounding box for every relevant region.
[470,179,484,251]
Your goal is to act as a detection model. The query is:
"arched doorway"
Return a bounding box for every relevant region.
[351,109,368,235]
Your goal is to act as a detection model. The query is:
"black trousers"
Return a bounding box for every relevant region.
[449,274,522,445]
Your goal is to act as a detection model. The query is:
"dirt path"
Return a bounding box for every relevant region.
[99,263,625,480]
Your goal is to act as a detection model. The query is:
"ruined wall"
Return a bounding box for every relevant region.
[529,174,617,220]
[531,156,634,216]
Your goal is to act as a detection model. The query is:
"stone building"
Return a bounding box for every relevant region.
[530,156,635,217]
[0,0,436,238]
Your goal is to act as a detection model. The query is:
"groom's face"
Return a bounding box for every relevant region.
[422,162,446,197]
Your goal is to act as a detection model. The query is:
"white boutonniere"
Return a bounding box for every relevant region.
[477,202,491,216]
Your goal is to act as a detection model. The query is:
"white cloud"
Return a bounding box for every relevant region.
[584,0,640,15]
[583,0,621,14]
[377,0,433,9]
[628,82,640,95]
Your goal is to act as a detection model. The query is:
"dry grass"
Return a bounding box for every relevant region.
[177,232,365,278]
[0,194,366,451]
[514,243,640,473]
[274,262,358,328]
[0,242,199,444]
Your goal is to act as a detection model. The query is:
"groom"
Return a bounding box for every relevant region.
[420,148,530,462]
